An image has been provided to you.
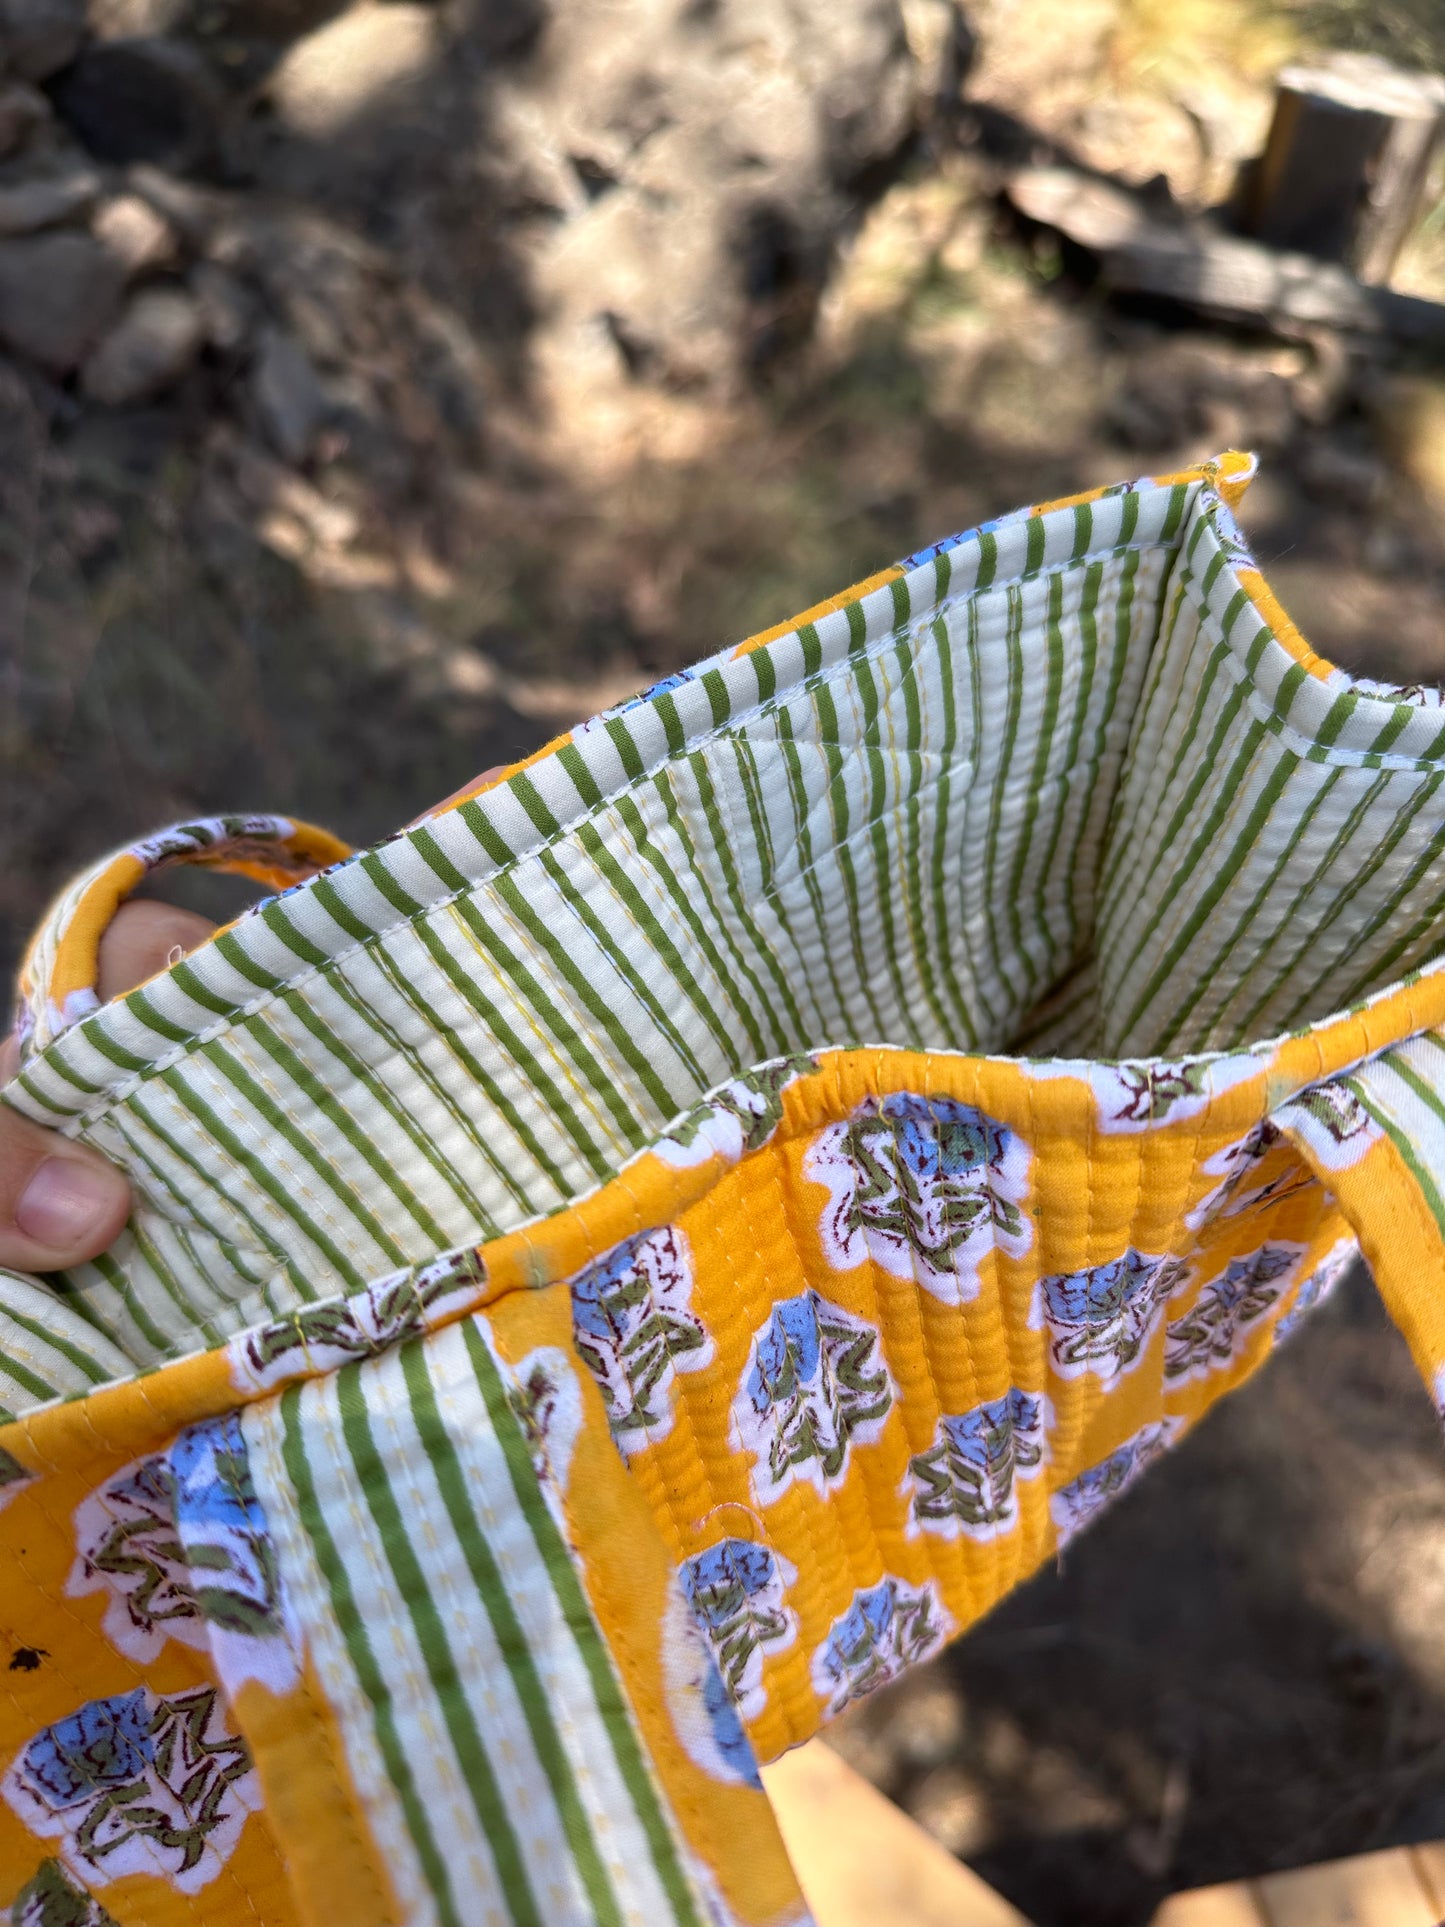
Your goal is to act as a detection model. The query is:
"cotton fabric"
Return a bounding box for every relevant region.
[4,452,1445,1924]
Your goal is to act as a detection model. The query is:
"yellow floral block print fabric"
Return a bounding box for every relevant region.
[5,452,1445,1925]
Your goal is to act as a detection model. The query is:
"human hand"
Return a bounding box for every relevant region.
[0,767,507,1274]
[0,901,216,1270]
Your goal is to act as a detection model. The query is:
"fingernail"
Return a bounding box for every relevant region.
[16,1157,122,1250]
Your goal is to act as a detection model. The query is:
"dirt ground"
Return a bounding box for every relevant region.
[6,0,1445,1921]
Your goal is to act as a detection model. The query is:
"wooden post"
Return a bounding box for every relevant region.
[1240,53,1445,285]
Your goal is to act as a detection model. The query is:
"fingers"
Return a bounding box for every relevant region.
[0,1101,132,1270]
[412,766,506,826]
[0,899,217,1272]
[96,901,218,1003]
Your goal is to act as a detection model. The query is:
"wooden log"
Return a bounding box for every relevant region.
[760,1739,1034,1927]
[1241,54,1445,285]
[1006,165,1445,348]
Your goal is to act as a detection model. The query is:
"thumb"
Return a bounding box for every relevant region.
[0,899,216,1271]
[0,1103,132,1272]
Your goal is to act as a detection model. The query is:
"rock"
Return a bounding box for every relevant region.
[92,191,177,273]
[267,3,440,142]
[0,0,84,81]
[251,323,326,462]
[904,1766,991,1857]
[125,163,218,246]
[224,432,361,547]
[80,284,204,403]
[0,231,125,371]
[190,259,252,350]
[899,0,975,113]
[447,0,545,57]
[511,0,926,398]
[817,0,919,185]
[245,0,927,399]
[49,38,221,170]
[87,0,190,37]
[0,81,50,158]
[886,1679,967,1772]
[0,163,101,236]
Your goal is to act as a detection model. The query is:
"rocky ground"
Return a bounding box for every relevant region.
[6,0,1445,1919]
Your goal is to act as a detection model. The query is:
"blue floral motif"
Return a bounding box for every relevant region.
[18,1693,152,1811]
[69,1413,291,1677]
[1274,1239,1355,1349]
[1050,1419,1184,1547]
[662,1589,765,1789]
[170,1414,287,1641]
[1164,1243,1303,1382]
[730,1289,893,1504]
[805,1093,1032,1304]
[570,1226,713,1458]
[1035,1248,1189,1382]
[902,1389,1048,1540]
[700,1657,761,1789]
[811,1578,951,1718]
[679,1539,796,1722]
[3,1685,259,1893]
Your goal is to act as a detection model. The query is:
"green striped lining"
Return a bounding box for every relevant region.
[7,471,1445,1394]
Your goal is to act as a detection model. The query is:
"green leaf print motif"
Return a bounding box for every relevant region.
[6,1858,120,1927]
[806,1094,1032,1305]
[232,1247,487,1392]
[1163,1243,1303,1382]
[658,1054,819,1167]
[903,1389,1049,1540]
[3,1686,259,1895]
[731,1288,894,1503]
[570,1226,714,1456]
[0,1444,31,1514]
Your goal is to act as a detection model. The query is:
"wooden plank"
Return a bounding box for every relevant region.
[760,1739,1034,1927]
[1406,1841,1445,1913]
[1005,165,1445,346]
[1151,1879,1269,1927]
[1255,1846,1439,1927]
[1102,228,1445,345]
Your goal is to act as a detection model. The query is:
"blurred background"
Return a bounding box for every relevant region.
[4,0,1445,1919]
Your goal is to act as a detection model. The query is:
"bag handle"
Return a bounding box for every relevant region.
[1276,1032,1445,1421]
[12,814,352,1061]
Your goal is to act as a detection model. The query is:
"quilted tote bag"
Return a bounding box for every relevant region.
[5,449,1445,1927]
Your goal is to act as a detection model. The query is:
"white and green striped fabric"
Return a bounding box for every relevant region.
[242,1312,719,1927]
[6,467,1445,1414]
